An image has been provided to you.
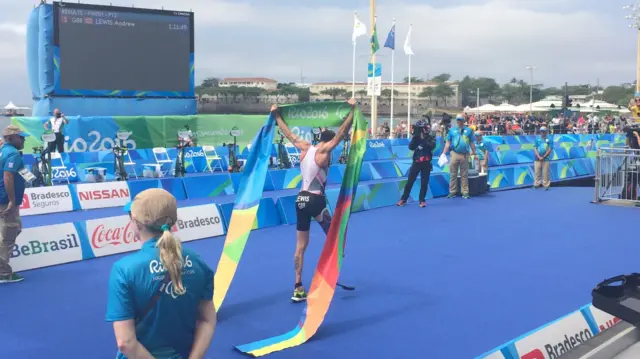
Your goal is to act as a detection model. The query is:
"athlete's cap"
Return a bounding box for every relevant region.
[456,115,465,121]
[540,126,548,132]
[124,188,177,228]
[3,125,29,137]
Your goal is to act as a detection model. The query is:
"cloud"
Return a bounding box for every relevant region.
[0,0,634,106]
[0,22,27,36]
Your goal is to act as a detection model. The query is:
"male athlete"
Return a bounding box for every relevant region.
[270,98,356,302]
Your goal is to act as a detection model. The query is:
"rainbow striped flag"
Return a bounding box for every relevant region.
[212,102,367,356]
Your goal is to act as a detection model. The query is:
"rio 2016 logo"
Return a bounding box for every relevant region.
[65,130,137,152]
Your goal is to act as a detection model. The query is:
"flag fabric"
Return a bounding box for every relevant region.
[371,22,380,53]
[404,25,414,56]
[384,24,395,50]
[352,14,367,44]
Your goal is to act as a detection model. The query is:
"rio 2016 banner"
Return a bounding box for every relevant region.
[10,115,322,154]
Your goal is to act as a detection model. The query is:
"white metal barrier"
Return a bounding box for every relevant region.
[594,147,640,205]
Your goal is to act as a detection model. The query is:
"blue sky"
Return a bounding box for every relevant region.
[0,0,636,107]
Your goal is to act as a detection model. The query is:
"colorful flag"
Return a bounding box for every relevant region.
[371,21,380,53]
[384,24,395,50]
[352,14,367,44]
[404,25,414,56]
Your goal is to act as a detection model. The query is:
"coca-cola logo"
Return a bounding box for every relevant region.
[91,221,137,249]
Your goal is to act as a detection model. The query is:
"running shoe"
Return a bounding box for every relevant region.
[446,193,456,199]
[291,288,307,302]
[462,194,470,199]
[419,201,426,207]
[397,199,406,206]
[0,273,23,284]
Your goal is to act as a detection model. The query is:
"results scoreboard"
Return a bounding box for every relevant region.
[53,2,194,98]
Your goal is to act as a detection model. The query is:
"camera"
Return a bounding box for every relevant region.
[441,112,452,123]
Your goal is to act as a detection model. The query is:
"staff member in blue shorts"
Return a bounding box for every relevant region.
[106,188,216,359]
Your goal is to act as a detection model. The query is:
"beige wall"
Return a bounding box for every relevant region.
[309,81,461,108]
[219,79,278,90]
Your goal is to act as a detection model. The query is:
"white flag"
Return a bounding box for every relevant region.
[404,25,414,56]
[352,14,367,44]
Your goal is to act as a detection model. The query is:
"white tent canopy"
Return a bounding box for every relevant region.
[3,102,30,111]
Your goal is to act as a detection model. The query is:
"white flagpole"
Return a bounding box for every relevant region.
[404,24,413,136]
[407,53,411,131]
[352,40,356,98]
[371,15,377,138]
[390,18,395,138]
[352,12,358,98]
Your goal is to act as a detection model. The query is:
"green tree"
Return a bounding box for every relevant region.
[320,88,348,100]
[431,73,451,83]
[418,87,435,105]
[403,77,424,83]
[380,88,399,105]
[474,77,500,102]
[356,89,368,100]
[602,86,634,106]
[433,83,454,107]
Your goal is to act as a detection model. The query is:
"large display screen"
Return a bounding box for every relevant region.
[52,2,194,98]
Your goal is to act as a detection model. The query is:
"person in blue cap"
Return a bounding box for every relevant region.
[474,131,489,174]
[533,126,553,190]
[106,188,216,359]
[0,125,31,284]
[442,115,476,199]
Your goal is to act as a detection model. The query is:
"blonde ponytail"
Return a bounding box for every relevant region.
[156,224,186,296]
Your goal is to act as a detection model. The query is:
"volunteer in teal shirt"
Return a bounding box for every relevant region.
[0,127,29,207]
[446,124,474,154]
[0,125,30,284]
[443,116,476,198]
[533,126,553,189]
[474,131,489,174]
[106,188,216,359]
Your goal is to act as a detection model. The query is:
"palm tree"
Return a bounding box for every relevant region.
[320,88,348,100]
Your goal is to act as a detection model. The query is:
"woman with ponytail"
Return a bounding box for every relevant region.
[106,188,216,359]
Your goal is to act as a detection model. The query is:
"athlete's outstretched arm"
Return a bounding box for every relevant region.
[271,104,311,151]
[320,98,357,153]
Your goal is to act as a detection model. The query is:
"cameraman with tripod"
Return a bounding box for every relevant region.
[397,120,435,208]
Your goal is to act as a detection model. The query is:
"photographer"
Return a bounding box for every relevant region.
[397,120,435,208]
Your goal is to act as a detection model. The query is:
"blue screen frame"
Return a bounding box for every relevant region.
[51,1,195,98]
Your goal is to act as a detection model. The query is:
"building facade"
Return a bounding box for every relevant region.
[219,77,278,90]
[309,81,461,108]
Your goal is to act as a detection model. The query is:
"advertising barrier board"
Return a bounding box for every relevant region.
[11,223,83,272]
[514,310,593,359]
[19,186,74,216]
[75,181,131,210]
[85,204,225,258]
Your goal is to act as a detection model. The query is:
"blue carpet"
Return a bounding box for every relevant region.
[1,187,638,359]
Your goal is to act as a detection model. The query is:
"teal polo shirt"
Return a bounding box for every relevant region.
[106,239,215,359]
[476,141,488,161]
[0,144,26,206]
[447,127,474,154]
[534,136,554,161]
